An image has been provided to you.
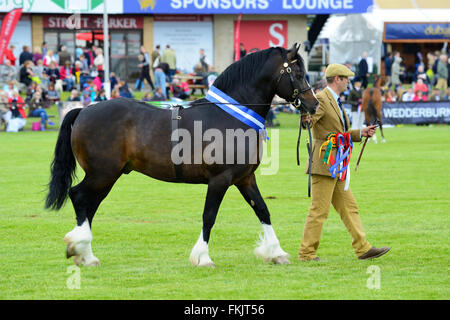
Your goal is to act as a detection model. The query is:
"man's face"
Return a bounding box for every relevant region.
[354,81,361,90]
[336,76,349,93]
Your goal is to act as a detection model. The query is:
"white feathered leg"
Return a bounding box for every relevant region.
[63,219,100,267]
[254,224,290,264]
[189,231,215,268]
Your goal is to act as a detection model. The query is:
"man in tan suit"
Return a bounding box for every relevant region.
[299,64,390,261]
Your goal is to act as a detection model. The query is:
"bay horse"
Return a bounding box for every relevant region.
[45,43,318,268]
[361,75,386,143]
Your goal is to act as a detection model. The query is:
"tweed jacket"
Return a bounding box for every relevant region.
[305,87,362,176]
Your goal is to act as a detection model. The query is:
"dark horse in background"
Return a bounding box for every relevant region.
[45,44,318,267]
[361,75,386,143]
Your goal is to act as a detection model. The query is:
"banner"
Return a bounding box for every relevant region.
[0,8,22,65]
[384,22,450,42]
[235,20,288,54]
[234,14,242,62]
[123,0,373,14]
[343,101,450,125]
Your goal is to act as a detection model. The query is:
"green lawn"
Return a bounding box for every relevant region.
[0,103,449,299]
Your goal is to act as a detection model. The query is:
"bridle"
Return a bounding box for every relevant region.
[275,48,313,112]
[274,49,315,197]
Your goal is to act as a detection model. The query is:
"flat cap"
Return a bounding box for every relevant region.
[325,63,355,78]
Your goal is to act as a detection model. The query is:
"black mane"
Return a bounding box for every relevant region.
[213,47,280,92]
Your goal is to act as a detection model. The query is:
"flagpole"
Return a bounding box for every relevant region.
[103,0,110,99]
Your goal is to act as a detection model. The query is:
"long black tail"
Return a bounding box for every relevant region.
[367,89,377,125]
[45,108,82,210]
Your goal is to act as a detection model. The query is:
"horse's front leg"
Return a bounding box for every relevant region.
[190,173,231,268]
[236,174,290,264]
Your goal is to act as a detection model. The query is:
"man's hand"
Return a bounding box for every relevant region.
[301,114,311,124]
[361,125,377,137]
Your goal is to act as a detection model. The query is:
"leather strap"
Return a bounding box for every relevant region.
[171,106,184,182]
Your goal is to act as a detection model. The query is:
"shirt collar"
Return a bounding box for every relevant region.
[326,86,340,103]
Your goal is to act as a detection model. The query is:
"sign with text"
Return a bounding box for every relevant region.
[123,0,373,14]
[236,20,288,53]
[43,15,143,29]
[384,22,450,42]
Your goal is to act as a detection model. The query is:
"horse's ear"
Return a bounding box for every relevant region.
[287,43,300,60]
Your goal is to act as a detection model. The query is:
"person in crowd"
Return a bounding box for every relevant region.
[401,88,414,102]
[58,45,71,67]
[171,78,189,100]
[385,89,398,102]
[83,92,92,107]
[391,52,402,92]
[19,60,36,88]
[413,64,430,86]
[436,54,448,95]
[28,91,53,130]
[154,62,169,98]
[413,78,429,97]
[118,81,134,99]
[4,90,26,132]
[4,45,16,66]
[19,46,34,66]
[67,89,81,102]
[141,92,152,102]
[32,59,46,80]
[83,80,97,101]
[429,87,443,101]
[78,54,89,73]
[151,44,161,73]
[357,51,369,89]
[0,90,9,127]
[347,78,364,130]
[60,60,75,92]
[3,80,18,98]
[46,83,60,105]
[207,66,219,88]
[111,88,120,99]
[94,47,104,79]
[151,87,166,101]
[45,61,60,84]
[95,88,107,102]
[26,81,38,102]
[412,90,427,102]
[239,43,247,59]
[32,46,43,65]
[75,46,83,61]
[110,72,119,92]
[136,46,155,91]
[161,44,176,83]
[383,52,393,88]
[43,50,57,67]
[41,42,48,57]
[196,48,210,86]
[0,59,17,85]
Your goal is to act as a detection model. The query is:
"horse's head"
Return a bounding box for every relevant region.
[275,43,319,114]
[375,75,386,88]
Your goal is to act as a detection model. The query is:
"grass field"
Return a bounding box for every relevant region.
[0,99,449,300]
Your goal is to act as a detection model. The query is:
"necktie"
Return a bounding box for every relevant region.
[337,97,348,132]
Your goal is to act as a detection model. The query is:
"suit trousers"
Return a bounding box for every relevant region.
[299,174,372,259]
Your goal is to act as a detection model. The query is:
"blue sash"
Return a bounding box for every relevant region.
[206,85,267,139]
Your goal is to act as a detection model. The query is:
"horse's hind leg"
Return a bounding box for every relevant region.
[190,173,231,268]
[236,174,289,264]
[64,172,120,266]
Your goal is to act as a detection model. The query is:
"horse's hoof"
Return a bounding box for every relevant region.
[198,261,216,268]
[84,257,100,267]
[272,256,290,265]
[66,243,77,258]
[381,139,386,143]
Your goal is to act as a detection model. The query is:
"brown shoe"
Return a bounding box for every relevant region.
[299,256,321,262]
[358,247,390,260]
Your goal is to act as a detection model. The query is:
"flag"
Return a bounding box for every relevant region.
[0,8,22,65]
[234,14,242,62]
